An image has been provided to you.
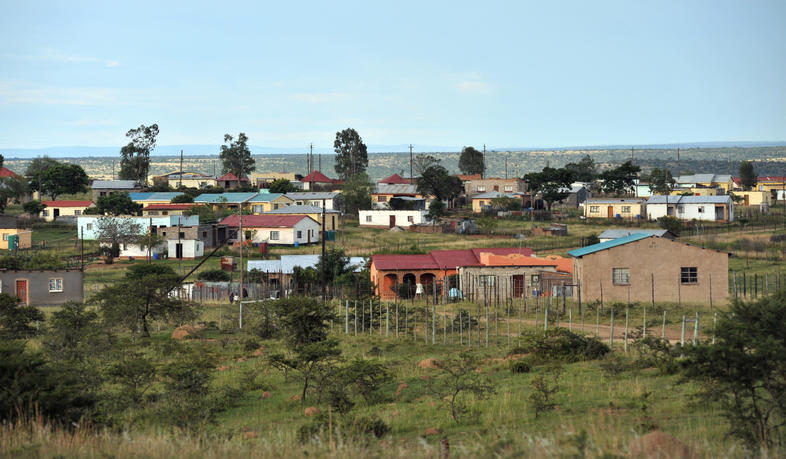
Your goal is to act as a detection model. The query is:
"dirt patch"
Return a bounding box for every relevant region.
[304,406,320,416]
[423,427,440,436]
[394,382,409,397]
[418,358,443,369]
[628,431,696,459]
[287,394,302,401]
[252,346,265,357]
[172,324,203,340]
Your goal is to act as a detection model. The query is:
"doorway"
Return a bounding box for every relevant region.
[607,206,614,218]
[15,279,28,304]
[389,215,396,228]
[175,243,183,259]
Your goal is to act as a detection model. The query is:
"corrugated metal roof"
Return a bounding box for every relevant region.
[43,200,92,207]
[247,193,285,202]
[92,180,139,189]
[194,192,259,203]
[567,233,655,258]
[220,214,315,228]
[265,205,339,214]
[286,192,340,200]
[374,183,418,195]
[598,229,671,239]
[247,255,365,274]
[129,192,184,202]
[647,195,732,204]
[302,171,337,183]
[585,198,646,204]
[471,191,523,200]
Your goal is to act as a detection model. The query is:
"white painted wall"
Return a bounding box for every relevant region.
[647,202,734,222]
[118,243,164,259]
[168,239,204,259]
[246,218,320,245]
[359,210,428,227]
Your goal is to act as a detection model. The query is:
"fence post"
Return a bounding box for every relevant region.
[395,303,399,339]
[693,312,699,345]
[345,300,349,334]
[544,307,549,332]
[610,308,615,348]
[624,307,629,353]
[354,300,358,336]
[386,302,389,338]
[661,310,666,339]
[681,315,686,346]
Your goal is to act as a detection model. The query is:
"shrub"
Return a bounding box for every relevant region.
[510,360,531,374]
[243,338,260,352]
[631,336,679,374]
[524,328,610,363]
[197,269,230,282]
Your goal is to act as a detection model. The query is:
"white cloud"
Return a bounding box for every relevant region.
[3,48,119,68]
[293,92,347,103]
[455,80,492,94]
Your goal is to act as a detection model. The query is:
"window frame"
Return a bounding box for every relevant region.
[269,231,280,241]
[612,267,630,285]
[48,278,64,293]
[680,267,698,284]
[621,206,631,213]
[589,206,600,213]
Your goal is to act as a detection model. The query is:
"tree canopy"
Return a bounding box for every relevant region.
[458,146,484,176]
[269,178,296,193]
[41,163,89,200]
[739,161,757,190]
[119,124,158,184]
[25,156,59,192]
[564,155,597,182]
[333,128,368,179]
[340,173,373,216]
[220,133,255,178]
[599,161,640,195]
[412,154,440,177]
[0,177,28,214]
[523,167,574,210]
[416,165,464,202]
[87,193,142,216]
[648,168,676,195]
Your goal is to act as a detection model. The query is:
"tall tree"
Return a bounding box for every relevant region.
[220,133,255,178]
[413,154,441,177]
[340,173,373,216]
[416,165,464,202]
[523,167,574,210]
[333,128,368,179]
[94,216,143,261]
[599,161,640,195]
[0,177,27,214]
[648,168,676,195]
[119,124,159,184]
[87,193,142,216]
[564,154,597,182]
[268,178,296,193]
[25,156,59,193]
[458,146,484,176]
[739,161,757,191]
[40,163,89,200]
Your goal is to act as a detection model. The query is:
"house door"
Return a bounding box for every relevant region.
[175,243,183,259]
[744,195,750,206]
[667,206,675,216]
[389,215,396,228]
[53,208,60,218]
[15,279,28,304]
[715,206,725,221]
[512,275,525,298]
[607,206,614,218]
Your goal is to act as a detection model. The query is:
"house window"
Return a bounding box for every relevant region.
[677,206,685,214]
[179,232,185,239]
[1,234,7,241]
[407,216,414,223]
[74,210,82,216]
[365,215,372,222]
[297,231,302,238]
[681,267,698,284]
[479,275,496,287]
[504,186,513,192]
[48,278,64,293]
[100,192,107,197]
[612,268,630,285]
[86,223,93,230]
[202,231,208,237]
[273,204,279,209]
[42,210,49,216]
[478,201,485,207]
[477,186,486,192]
[697,206,704,213]
[148,211,159,216]
[621,206,631,213]
[378,195,387,202]
[589,206,600,213]
[270,231,280,241]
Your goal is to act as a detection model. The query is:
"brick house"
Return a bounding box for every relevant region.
[464,178,525,197]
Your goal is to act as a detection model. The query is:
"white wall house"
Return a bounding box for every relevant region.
[220,214,320,246]
[168,239,204,259]
[77,215,199,240]
[359,210,428,228]
[284,192,339,210]
[40,201,93,222]
[646,195,734,222]
[117,242,165,260]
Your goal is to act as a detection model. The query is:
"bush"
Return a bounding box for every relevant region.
[523,328,610,363]
[197,269,230,282]
[509,360,531,374]
[243,338,260,352]
[631,336,679,374]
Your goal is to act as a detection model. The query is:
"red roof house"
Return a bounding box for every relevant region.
[302,170,342,190]
[217,173,250,190]
[0,167,23,179]
[379,173,412,185]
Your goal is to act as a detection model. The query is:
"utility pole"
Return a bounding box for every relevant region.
[238,201,244,328]
[318,153,322,173]
[505,153,509,179]
[111,160,115,181]
[483,144,486,179]
[309,143,314,172]
[631,146,635,165]
[409,144,414,182]
[179,149,184,188]
[321,199,327,302]
[677,148,680,178]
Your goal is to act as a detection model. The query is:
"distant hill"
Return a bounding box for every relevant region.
[3,145,786,181]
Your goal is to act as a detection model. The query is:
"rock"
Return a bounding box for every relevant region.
[261,391,272,398]
[391,411,400,417]
[418,359,443,369]
[423,427,440,436]
[172,324,203,340]
[304,406,320,416]
[628,431,696,459]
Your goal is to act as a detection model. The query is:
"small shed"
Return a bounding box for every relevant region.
[168,239,204,259]
[0,269,84,305]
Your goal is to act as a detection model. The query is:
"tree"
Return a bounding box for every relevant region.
[88,193,142,216]
[427,200,447,221]
[119,123,159,184]
[220,133,255,178]
[648,168,676,195]
[523,167,574,210]
[171,194,194,203]
[269,339,343,403]
[40,163,89,200]
[23,199,46,217]
[94,216,143,261]
[25,156,59,193]
[458,146,484,176]
[341,173,373,216]
[490,195,522,211]
[416,165,464,202]
[269,178,296,193]
[316,248,352,284]
[94,264,198,337]
[413,154,441,177]
[599,161,641,195]
[334,128,368,179]
[426,352,495,422]
[564,155,597,182]
[739,161,757,191]
[0,293,44,340]
[683,289,786,449]
[0,177,28,214]
[43,301,105,364]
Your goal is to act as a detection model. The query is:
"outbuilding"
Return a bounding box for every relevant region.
[220,214,320,245]
[359,210,428,228]
[1,269,84,305]
[646,195,734,222]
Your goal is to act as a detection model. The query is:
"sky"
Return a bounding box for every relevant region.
[1,0,785,152]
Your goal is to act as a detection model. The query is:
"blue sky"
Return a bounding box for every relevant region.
[1,0,784,151]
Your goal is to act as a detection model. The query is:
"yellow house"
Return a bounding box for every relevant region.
[0,216,31,250]
[732,190,771,207]
[263,205,341,230]
[675,174,733,194]
[250,172,297,188]
[471,192,524,213]
[150,172,217,189]
[584,198,647,219]
[248,193,295,213]
[40,200,93,222]
[754,176,786,199]
[668,187,717,197]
